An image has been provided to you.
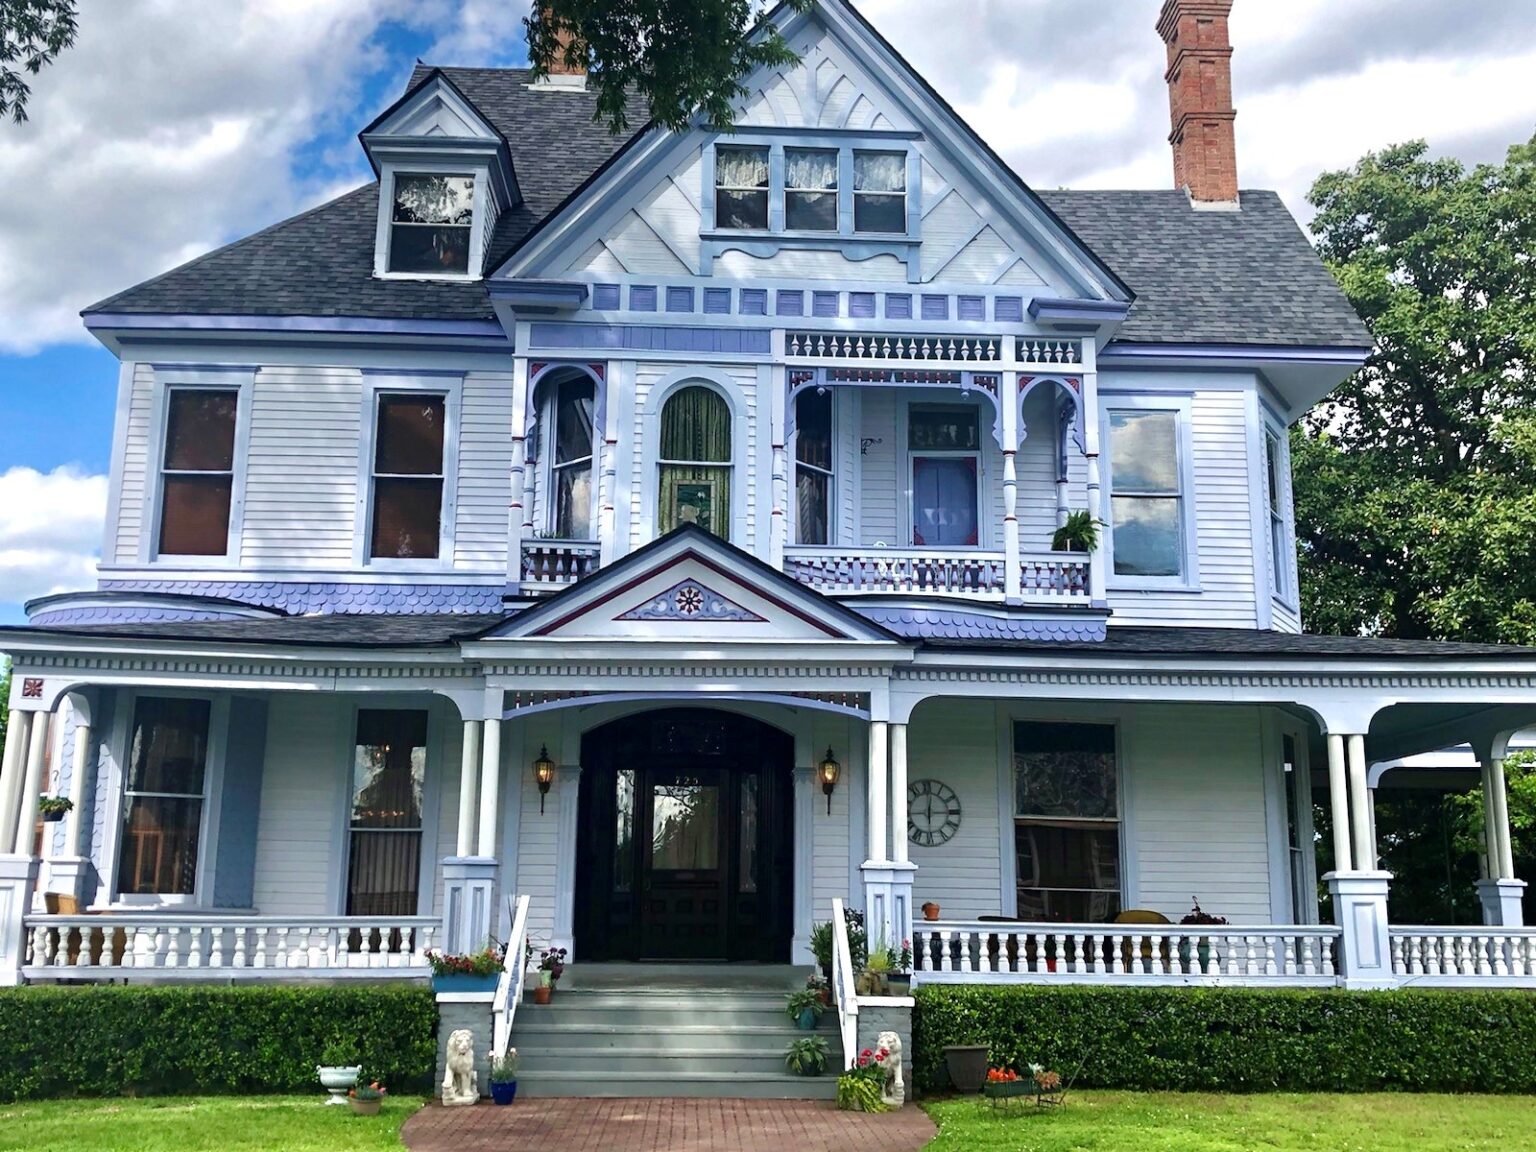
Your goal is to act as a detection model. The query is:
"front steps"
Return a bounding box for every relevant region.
[510,970,840,1099]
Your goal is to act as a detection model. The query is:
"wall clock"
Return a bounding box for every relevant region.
[908,778,961,847]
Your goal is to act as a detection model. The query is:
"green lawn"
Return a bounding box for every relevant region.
[923,1092,1536,1152]
[0,1096,424,1152]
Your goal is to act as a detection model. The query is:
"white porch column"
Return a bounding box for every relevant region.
[1325,870,1394,988]
[441,718,494,955]
[1489,754,1516,881]
[476,719,503,859]
[865,720,888,864]
[889,724,909,867]
[1476,751,1526,926]
[48,696,96,905]
[456,720,482,859]
[1325,732,1352,875]
[552,766,582,955]
[13,711,52,856]
[1346,734,1374,872]
[0,710,32,856]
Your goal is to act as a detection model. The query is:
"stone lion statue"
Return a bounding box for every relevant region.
[441,1028,479,1106]
[877,1030,905,1107]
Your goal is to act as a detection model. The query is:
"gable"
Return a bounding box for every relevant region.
[494,1,1126,302]
[368,74,501,141]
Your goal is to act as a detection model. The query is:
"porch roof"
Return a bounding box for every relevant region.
[921,626,1536,661]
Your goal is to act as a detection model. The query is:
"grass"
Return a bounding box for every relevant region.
[0,1096,424,1152]
[922,1091,1536,1152]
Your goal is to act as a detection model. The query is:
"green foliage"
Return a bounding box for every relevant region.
[1449,750,1536,882]
[784,1035,828,1076]
[0,662,8,752]
[836,1070,887,1112]
[0,985,437,1101]
[1296,133,1536,643]
[912,985,1536,1095]
[527,0,815,133]
[785,986,825,1021]
[488,1050,519,1083]
[1051,510,1102,554]
[0,0,76,124]
[808,920,835,969]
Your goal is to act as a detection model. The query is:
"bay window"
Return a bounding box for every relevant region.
[795,388,834,545]
[388,173,474,275]
[550,376,596,540]
[853,150,907,233]
[347,710,427,917]
[118,697,211,897]
[369,393,446,560]
[658,386,732,540]
[909,406,980,548]
[1107,408,1186,579]
[1014,721,1120,922]
[157,388,238,557]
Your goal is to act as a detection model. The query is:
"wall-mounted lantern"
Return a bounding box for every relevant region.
[533,745,556,814]
[818,746,841,815]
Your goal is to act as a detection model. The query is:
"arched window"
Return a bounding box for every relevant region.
[548,376,596,540]
[795,388,834,545]
[658,385,732,539]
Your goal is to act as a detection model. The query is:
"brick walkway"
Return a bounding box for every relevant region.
[402,1098,937,1152]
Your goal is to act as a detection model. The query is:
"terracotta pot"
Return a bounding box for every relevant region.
[922,902,941,921]
[532,985,552,1005]
[349,1097,382,1117]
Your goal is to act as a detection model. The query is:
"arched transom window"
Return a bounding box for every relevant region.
[658,385,732,540]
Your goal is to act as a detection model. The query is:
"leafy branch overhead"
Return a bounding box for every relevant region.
[526,0,816,134]
[0,0,77,124]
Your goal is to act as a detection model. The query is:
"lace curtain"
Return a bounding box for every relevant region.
[716,146,769,189]
[854,151,906,192]
[786,148,837,190]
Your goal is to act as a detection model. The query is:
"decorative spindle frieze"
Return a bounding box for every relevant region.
[787,332,1002,363]
[1015,338,1083,365]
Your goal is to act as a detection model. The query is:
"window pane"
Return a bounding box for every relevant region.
[389,224,470,274]
[127,697,211,796]
[661,386,731,462]
[1111,495,1181,576]
[371,477,443,559]
[912,457,978,547]
[120,796,202,895]
[716,146,769,189]
[651,780,719,870]
[739,774,759,894]
[796,389,833,470]
[614,770,635,893]
[555,463,592,540]
[854,151,906,192]
[158,475,232,556]
[715,190,768,230]
[347,831,422,917]
[1014,721,1116,819]
[1266,435,1283,516]
[376,396,445,475]
[796,468,830,546]
[164,390,236,471]
[392,174,475,225]
[909,408,978,451]
[659,465,730,539]
[1015,825,1120,922]
[1109,411,1178,492]
[787,192,836,231]
[855,194,905,234]
[351,710,427,829]
[554,379,595,466]
[786,147,838,232]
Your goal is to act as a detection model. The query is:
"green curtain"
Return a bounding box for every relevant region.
[659,386,732,539]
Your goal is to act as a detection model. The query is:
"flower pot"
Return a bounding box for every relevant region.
[796,1006,820,1030]
[317,1065,361,1106]
[532,985,552,1005]
[943,1045,990,1094]
[40,810,65,823]
[349,1097,382,1116]
[818,987,833,1007]
[490,1080,518,1105]
[921,902,941,921]
[887,974,911,995]
[431,973,499,995]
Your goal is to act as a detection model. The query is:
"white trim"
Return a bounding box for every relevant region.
[352,373,464,570]
[140,368,255,567]
[102,360,136,565]
[1100,394,1200,592]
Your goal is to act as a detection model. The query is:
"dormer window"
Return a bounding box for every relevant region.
[388,173,474,275]
[715,146,769,230]
[785,149,838,232]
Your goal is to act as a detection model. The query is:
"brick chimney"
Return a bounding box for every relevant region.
[1157,0,1238,206]
[533,5,587,89]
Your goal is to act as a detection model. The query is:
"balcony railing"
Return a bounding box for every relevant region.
[521,539,601,592]
[22,914,440,981]
[784,547,1090,604]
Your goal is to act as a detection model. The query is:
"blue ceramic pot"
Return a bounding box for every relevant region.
[490,1080,518,1105]
[796,1006,819,1030]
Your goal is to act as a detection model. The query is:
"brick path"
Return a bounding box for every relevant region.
[402,1098,937,1152]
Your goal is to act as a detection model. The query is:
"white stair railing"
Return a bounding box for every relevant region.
[492,894,532,1061]
[830,898,859,1070]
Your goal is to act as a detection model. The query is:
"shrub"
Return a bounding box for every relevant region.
[912,984,1536,1095]
[0,984,437,1101]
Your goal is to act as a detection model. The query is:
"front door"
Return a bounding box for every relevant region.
[576,709,794,962]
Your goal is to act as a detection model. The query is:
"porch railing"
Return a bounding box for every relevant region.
[1390,927,1536,984]
[830,898,859,1070]
[913,922,1342,985]
[785,547,1007,600]
[492,894,532,1060]
[21,915,439,980]
[521,540,601,591]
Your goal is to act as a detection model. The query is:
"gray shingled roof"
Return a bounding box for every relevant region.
[84,67,1369,349]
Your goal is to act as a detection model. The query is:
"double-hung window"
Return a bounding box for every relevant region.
[118,697,211,897]
[1107,409,1185,579]
[853,150,907,233]
[369,393,446,560]
[388,173,474,275]
[785,148,838,232]
[550,377,596,540]
[712,143,910,236]
[1014,721,1120,922]
[157,389,238,557]
[714,146,770,230]
[347,710,427,917]
[1265,428,1291,600]
[795,389,834,545]
[909,406,980,548]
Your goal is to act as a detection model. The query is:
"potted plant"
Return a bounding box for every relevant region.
[348,1081,387,1116]
[426,944,504,994]
[836,1046,890,1112]
[943,1044,990,1094]
[805,972,832,1008]
[37,797,72,823]
[1051,509,1102,554]
[1178,896,1228,971]
[316,1039,362,1106]
[489,1049,519,1105]
[920,901,941,921]
[887,939,913,994]
[856,940,893,997]
[785,986,825,1030]
[784,1036,829,1077]
[808,920,835,984]
[531,946,567,1004]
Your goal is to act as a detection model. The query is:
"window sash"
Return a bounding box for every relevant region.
[347,710,426,918]
[158,388,237,557]
[119,697,212,898]
[388,173,474,275]
[369,393,447,560]
[710,143,912,236]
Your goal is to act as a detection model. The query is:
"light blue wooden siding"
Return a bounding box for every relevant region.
[454,370,513,570]
[252,695,347,915]
[111,364,156,564]
[83,688,118,908]
[212,695,268,909]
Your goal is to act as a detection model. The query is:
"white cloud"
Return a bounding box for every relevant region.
[0,467,109,611]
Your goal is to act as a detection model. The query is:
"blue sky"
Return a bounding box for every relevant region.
[1,0,1533,627]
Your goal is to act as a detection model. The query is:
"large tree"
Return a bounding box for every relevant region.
[1294,134,1536,643]
[527,0,813,133]
[0,0,75,123]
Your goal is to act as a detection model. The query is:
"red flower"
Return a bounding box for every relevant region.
[858,1055,871,1067]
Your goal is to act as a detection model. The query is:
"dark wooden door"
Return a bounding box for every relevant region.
[576,710,794,962]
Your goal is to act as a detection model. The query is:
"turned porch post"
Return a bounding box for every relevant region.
[13,711,52,855]
[1346,734,1375,872]
[1325,733,1352,874]
[455,720,482,859]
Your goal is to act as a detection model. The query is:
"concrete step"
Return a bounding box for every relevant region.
[513,1046,830,1074]
[512,1022,835,1050]
[516,994,816,1028]
[514,1069,840,1099]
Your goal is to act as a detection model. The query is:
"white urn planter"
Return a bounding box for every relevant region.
[317,1064,362,1106]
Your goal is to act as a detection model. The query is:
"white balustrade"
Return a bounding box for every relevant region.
[911,922,1341,986]
[787,332,1001,363]
[1389,928,1536,985]
[22,915,439,980]
[1015,338,1084,365]
[492,895,533,1061]
[521,540,601,589]
[785,548,1007,599]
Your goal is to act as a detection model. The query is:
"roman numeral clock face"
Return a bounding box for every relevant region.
[907,778,961,847]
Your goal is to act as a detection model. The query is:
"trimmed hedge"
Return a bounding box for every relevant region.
[913,984,1536,1094]
[0,984,436,1101]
